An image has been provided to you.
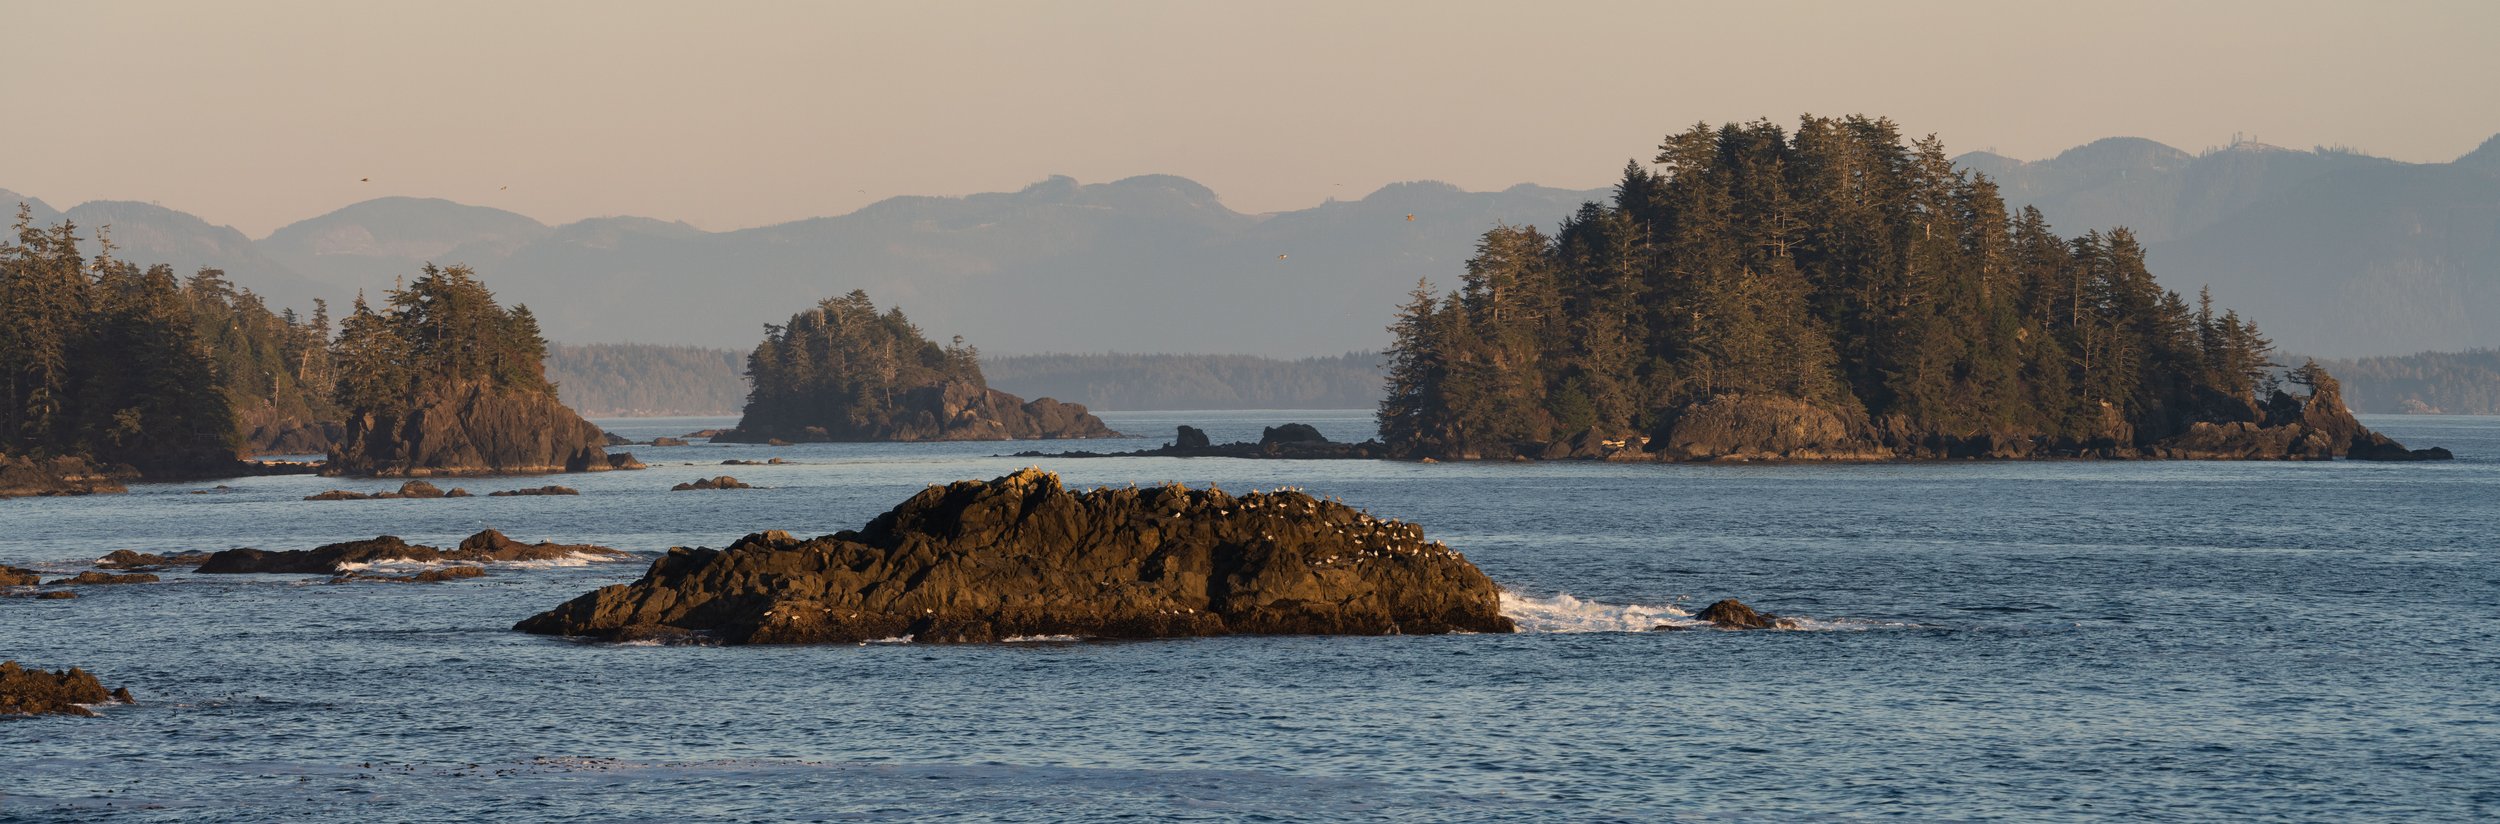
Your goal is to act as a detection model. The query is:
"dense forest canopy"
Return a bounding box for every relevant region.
[1382,115,2290,458]
[330,263,552,420]
[0,208,335,473]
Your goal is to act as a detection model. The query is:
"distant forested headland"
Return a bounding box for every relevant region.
[545,344,748,417]
[1379,116,2439,461]
[2309,349,2500,414]
[984,352,1382,411]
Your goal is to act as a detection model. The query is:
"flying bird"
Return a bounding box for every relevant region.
[360,177,369,183]
[1278,254,1288,260]
[1405,213,1415,221]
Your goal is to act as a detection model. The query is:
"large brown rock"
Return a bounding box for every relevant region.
[47,571,158,586]
[517,468,1514,644]
[0,661,134,718]
[1,566,40,587]
[197,530,625,574]
[327,381,637,477]
[1659,395,1887,461]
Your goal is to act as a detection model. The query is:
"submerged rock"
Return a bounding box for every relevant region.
[304,480,470,501]
[35,591,76,600]
[0,661,134,717]
[489,485,580,497]
[1,566,39,587]
[648,437,690,447]
[197,530,625,575]
[517,468,1514,644]
[671,476,752,491]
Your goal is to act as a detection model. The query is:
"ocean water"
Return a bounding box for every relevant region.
[2,411,2495,822]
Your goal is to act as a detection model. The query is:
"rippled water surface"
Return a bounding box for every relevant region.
[3,411,2496,821]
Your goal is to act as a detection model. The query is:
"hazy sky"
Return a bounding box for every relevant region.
[6,0,2497,237]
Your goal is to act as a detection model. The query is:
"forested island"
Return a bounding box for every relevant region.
[718,291,1116,442]
[1,209,340,495]
[326,264,637,476]
[1378,116,2445,462]
[2,207,633,493]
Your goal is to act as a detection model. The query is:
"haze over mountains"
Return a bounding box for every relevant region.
[9,130,2498,358]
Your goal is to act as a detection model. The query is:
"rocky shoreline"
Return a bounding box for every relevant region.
[1025,376,2451,464]
[517,468,1514,644]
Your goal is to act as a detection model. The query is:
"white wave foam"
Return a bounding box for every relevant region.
[333,551,624,573]
[1499,591,1693,633]
[1002,634,1083,643]
[860,635,915,645]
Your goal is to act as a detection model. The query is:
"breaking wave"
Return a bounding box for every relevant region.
[1498,591,1694,633]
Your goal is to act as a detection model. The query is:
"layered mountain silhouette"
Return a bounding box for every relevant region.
[9,133,2497,357]
[1961,136,2500,356]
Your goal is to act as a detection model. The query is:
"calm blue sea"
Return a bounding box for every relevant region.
[2,411,2494,822]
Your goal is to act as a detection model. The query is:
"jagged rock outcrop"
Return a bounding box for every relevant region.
[0,662,134,717]
[517,468,1513,644]
[0,454,132,498]
[327,381,644,477]
[1174,425,1211,449]
[671,476,752,491]
[197,529,624,574]
[2149,371,2450,460]
[1,566,40,587]
[722,381,1120,443]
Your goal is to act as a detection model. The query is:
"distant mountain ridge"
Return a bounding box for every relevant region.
[9,131,2499,357]
[1957,136,2500,356]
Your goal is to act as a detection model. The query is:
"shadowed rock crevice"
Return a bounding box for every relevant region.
[517,468,1513,644]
